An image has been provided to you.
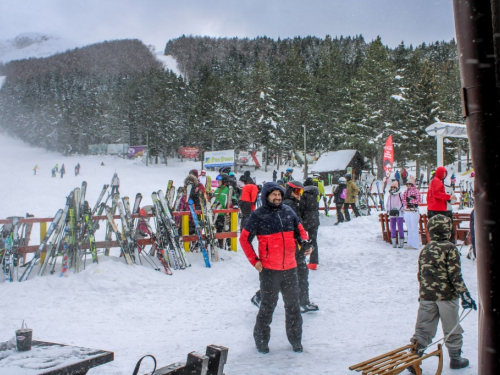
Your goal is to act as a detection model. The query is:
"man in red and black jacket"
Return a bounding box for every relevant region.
[240,182,311,354]
[427,166,457,242]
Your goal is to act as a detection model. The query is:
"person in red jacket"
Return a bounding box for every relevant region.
[238,175,259,230]
[240,182,311,354]
[427,166,457,241]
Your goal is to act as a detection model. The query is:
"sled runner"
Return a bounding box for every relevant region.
[349,341,443,375]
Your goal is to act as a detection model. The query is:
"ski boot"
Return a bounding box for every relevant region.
[391,238,397,248]
[398,236,405,248]
[300,303,319,313]
[251,293,261,308]
[449,349,469,369]
[292,343,303,353]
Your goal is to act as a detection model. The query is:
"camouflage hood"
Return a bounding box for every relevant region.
[428,214,452,241]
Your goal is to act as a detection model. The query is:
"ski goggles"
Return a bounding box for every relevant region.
[293,188,303,195]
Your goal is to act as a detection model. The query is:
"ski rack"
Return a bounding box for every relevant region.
[0,209,240,257]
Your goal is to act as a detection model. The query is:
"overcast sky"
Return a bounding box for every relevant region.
[1,0,456,50]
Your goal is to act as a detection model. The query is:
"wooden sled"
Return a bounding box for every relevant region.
[349,341,443,375]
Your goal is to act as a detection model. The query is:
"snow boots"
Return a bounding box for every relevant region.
[300,303,319,313]
[256,344,269,354]
[391,238,397,248]
[407,343,426,374]
[251,293,261,308]
[449,349,469,369]
[398,236,405,248]
[292,344,303,353]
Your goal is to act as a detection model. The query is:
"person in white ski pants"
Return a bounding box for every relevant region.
[402,178,422,249]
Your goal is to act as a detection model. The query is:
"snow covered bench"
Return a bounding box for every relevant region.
[349,341,443,375]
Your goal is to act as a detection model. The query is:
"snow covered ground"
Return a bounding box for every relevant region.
[0,134,478,374]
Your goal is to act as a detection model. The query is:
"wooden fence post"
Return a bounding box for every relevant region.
[182,214,190,252]
[230,211,238,252]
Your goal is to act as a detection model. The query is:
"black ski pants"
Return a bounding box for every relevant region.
[304,226,319,264]
[336,203,345,223]
[343,202,360,220]
[254,268,302,348]
[239,201,252,231]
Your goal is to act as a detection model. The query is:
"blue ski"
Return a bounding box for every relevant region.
[188,198,211,268]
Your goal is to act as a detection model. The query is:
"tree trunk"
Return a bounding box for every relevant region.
[376,147,384,180]
[458,143,462,172]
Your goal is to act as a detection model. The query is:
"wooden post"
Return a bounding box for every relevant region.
[182,214,190,252]
[39,222,47,264]
[230,211,237,251]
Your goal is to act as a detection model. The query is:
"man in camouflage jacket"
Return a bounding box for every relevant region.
[410,214,477,371]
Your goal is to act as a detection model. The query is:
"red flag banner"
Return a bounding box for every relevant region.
[383,135,394,180]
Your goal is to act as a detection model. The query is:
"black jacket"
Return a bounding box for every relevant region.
[299,186,320,230]
[333,183,347,204]
[282,187,301,216]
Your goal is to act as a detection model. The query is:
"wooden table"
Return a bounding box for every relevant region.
[0,340,114,375]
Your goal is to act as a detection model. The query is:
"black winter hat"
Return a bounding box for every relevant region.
[304,177,314,186]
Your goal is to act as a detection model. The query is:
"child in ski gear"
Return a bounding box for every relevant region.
[386,181,404,248]
[402,178,421,249]
[111,173,120,195]
[55,164,59,173]
[33,165,39,175]
[333,177,348,224]
[301,178,320,270]
[240,182,310,354]
[51,168,56,177]
[450,173,456,191]
[343,173,361,220]
[410,214,476,371]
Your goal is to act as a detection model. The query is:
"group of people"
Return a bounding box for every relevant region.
[51,164,65,178]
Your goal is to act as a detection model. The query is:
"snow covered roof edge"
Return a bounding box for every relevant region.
[310,150,358,173]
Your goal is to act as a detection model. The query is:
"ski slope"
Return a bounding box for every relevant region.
[0,134,478,374]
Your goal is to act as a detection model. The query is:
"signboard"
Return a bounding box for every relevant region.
[237,150,262,168]
[127,146,146,159]
[88,144,107,155]
[178,147,199,159]
[107,144,128,155]
[204,150,235,168]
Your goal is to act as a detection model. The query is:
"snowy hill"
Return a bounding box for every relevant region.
[0,33,80,63]
[0,133,478,374]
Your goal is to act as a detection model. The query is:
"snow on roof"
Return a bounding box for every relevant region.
[311,150,357,173]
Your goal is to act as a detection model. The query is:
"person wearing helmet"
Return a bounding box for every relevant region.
[111,172,120,195]
[240,182,311,354]
[283,168,294,184]
[213,173,231,246]
[343,173,360,220]
[333,177,348,225]
[184,169,206,212]
[239,175,259,230]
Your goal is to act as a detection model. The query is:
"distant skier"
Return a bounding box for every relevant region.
[75,163,80,176]
[333,177,347,225]
[401,167,408,185]
[51,168,56,178]
[101,162,105,166]
[55,164,59,173]
[111,173,120,195]
[272,170,277,182]
[450,173,456,191]
[33,165,39,175]
[394,169,401,188]
[283,168,294,183]
[60,164,65,178]
[343,173,361,220]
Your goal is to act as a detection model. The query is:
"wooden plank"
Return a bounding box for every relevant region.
[205,345,228,375]
[183,351,209,375]
[349,343,414,370]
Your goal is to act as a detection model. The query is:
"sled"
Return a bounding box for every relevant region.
[349,341,443,375]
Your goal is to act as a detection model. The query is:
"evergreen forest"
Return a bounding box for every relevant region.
[0,35,468,177]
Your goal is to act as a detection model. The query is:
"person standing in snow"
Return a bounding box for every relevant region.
[75,163,80,176]
[283,168,294,183]
[238,175,258,231]
[55,164,59,173]
[450,173,456,191]
[333,177,348,225]
[51,167,56,178]
[300,178,320,271]
[240,182,311,354]
[272,170,277,182]
[33,165,39,175]
[401,177,421,249]
[111,173,120,195]
[386,181,404,248]
[401,167,408,185]
[343,173,361,220]
[60,164,65,178]
[394,169,401,188]
[427,166,457,242]
[409,214,476,372]
[213,174,230,247]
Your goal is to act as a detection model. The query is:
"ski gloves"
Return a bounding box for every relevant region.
[300,240,313,253]
[460,291,477,310]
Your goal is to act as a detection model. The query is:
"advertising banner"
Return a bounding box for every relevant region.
[382,135,394,189]
[238,150,262,168]
[127,146,146,159]
[88,144,107,155]
[204,150,235,168]
[178,147,200,159]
